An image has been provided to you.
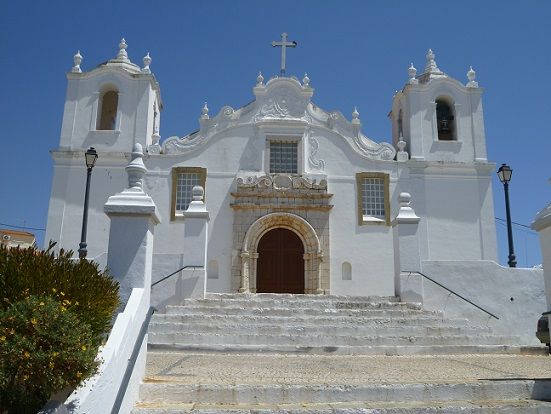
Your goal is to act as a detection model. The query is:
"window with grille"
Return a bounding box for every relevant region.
[171,167,206,220]
[356,172,390,225]
[269,141,298,174]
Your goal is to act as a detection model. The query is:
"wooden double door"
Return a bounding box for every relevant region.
[256,228,305,294]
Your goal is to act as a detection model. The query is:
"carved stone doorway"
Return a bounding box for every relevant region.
[257,228,305,294]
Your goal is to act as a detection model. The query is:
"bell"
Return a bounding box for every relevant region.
[439,118,450,132]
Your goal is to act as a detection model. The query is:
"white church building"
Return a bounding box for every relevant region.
[45,38,545,342]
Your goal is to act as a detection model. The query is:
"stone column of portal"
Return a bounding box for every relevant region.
[104,143,160,308]
[181,186,209,299]
[392,192,423,303]
[532,187,551,310]
[239,252,251,293]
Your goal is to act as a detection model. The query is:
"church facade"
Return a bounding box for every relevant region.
[45,39,499,301]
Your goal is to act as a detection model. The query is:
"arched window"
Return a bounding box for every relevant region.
[435,98,456,141]
[97,90,118,130]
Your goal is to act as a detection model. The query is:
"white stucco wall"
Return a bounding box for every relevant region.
[420,260,546,345]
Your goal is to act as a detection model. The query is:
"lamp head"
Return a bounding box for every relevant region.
[497,163,512,184]
[85,147,98,169]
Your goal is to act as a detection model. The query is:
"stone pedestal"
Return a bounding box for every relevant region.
[104,144,160,308]
[181,186,209,298]
[392,192,422,302]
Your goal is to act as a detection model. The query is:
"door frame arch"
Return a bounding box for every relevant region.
[239,212,323,294]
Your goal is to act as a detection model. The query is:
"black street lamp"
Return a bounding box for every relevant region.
[497,163,516,268]
[78,147,98,259]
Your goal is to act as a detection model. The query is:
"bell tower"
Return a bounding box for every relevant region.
[59,39,162,153]
[390,50,487,163]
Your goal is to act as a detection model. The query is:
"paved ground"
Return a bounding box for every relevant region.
[145,352,551,385]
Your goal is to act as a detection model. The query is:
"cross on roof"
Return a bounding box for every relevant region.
[272,32,297,76]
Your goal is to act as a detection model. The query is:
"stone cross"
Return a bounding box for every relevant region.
[272,32,297,76]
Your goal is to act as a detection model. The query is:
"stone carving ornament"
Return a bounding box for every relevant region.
[161,77,395,161]
[236,174,327,190]
[255,85,308,121]
[305,128,325,172]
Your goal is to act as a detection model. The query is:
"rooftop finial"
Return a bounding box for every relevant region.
[201,102,209,119]
[396,133,409,162]
[256,71,264,86]
[466,66,478,87]
[424,48,440,73]
[72,50,83,73]
[408,62,418,84]
[117,38,129,62]
[302,72,310,87]
[352,106,360,120]
[142,52,152,73]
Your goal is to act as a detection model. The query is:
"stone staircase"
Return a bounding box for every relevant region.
[133,294,551,413]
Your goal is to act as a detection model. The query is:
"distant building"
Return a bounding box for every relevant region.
[0,229,36,249]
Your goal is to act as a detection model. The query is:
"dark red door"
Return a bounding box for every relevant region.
[257,228,305,294]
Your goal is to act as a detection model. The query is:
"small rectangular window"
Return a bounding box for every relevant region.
[269,141,298,174]
[171,167,206,220]
[356,172,390,225]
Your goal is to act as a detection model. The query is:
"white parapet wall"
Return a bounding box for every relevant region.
[41,287,151,414]
[416,260,545,345]
[532,197,551,310]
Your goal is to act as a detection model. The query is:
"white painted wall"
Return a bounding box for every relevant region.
[420,261,546,345]
[533,199,551,310]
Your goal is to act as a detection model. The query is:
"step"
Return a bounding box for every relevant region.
[148,321,492,337]
[204,293,400,303]
[132,399,551,413]
[164,305,441,318]
[151,313,471,327]
[148,332,517,347]
[148,343,536,356]
[180,298,416,310]
[136,380,551,405]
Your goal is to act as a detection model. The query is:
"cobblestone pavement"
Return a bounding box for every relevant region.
[145,352,551,385]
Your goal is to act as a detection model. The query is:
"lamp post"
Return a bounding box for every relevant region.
[78,147,98,259]
[497,163,516,268]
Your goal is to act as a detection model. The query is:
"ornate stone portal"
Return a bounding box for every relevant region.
[231,174,332,293]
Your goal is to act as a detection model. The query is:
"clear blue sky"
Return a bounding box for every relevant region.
[1,1,549,267]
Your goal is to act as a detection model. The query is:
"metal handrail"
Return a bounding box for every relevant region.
[405,271,499,320]
[151,265,204,287]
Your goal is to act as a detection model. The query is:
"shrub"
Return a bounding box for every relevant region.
[0,242,119,345]
[0,296,98,413]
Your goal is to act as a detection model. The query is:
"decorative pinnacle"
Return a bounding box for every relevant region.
[142,52,152,73]
[397,133,406,151]
[256,71,264,86]
[399,192,413,208]
[192,185,204,201]
[352,106,359,120]
[126,143,147,191]
[302,72,310,87]
[117,38,129,61]
[424,48,440,73]
[201,102,209,119]
[466,66,478,87]
[72,50,83,73]
[408,62,418,84]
